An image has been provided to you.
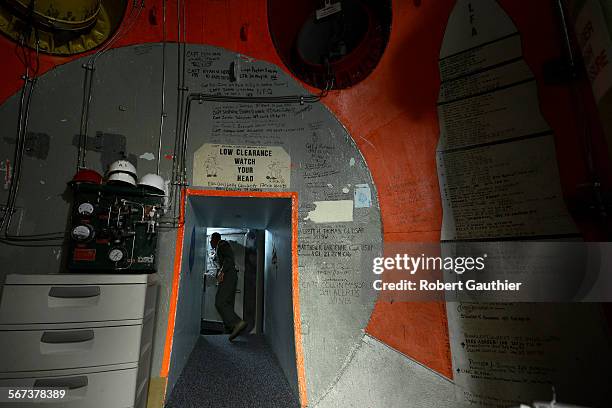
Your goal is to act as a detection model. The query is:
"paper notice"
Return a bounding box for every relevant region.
[436,0,577,240]
[447,303,611,407]
[193,143,290,189]
[304,200,354,223]
[354,184,372,208]
[436,1,609,407]
[438,0,518,60]
[437,136,577,241]
[438,80,550,150]
[439,59,533,103]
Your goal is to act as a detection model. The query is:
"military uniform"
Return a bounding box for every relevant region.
[214,239,242,330]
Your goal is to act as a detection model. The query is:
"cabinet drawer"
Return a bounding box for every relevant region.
[0,367,138,408]
[0,324,142,372]
[0,284,151,324]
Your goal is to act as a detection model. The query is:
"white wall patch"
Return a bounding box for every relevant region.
[304,200,354,223]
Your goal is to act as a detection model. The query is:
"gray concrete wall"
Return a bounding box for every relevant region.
[315,334,468,408]
[0,44,181,381]
[263,199,298,396]
[0,44,474,407]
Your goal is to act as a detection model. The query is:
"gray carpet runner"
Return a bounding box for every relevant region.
[165,334,300,408]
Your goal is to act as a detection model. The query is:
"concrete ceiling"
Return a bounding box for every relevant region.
[187,195,291,230]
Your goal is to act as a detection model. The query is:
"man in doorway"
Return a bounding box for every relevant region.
[210,232,248,341]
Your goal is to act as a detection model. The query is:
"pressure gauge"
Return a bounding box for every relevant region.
[77,202,95,216]
[71,224,94,241]
[109,247,126,262]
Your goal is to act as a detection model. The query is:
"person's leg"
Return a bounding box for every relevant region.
[214,269,241,329]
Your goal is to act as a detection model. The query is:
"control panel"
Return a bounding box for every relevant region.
[67,183,164,272]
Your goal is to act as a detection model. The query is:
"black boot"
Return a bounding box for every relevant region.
[229,320,247,341]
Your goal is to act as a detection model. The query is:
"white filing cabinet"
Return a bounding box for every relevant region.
[0,274,157,408]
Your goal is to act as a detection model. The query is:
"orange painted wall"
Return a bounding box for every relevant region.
[1,0,609,380]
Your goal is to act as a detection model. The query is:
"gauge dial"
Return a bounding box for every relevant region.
[77,202,95,216]
[71,224,93,241]
[109,248,125,262]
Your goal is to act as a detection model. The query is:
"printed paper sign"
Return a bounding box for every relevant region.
[193,143,290,189]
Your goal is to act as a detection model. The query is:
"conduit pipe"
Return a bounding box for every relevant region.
[174,93,322,188]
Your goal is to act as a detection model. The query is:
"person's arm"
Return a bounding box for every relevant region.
[216,241,235,283]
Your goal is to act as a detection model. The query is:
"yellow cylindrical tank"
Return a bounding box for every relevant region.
[0,0,125,55]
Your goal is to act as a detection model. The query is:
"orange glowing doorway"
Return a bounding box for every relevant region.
[159,188,307,407]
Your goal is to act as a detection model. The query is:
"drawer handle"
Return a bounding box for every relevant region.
[34,376,88,390]
[41,330,94,344]
[48,286,100,298]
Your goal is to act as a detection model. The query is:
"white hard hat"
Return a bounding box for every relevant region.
[107,172,137,186]
[107,160,137,177]
[138,173,166,194]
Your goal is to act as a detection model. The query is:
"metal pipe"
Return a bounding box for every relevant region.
[169,0,187,222]
[0,74,28,231]
[176,93,322,185]
[156,0,167,175]
[78,64,95,170]
[115,234,136,270]
[1,34,31,232]
[77,1,144,170]
[556,0,576,70]
[4,77,36,235]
